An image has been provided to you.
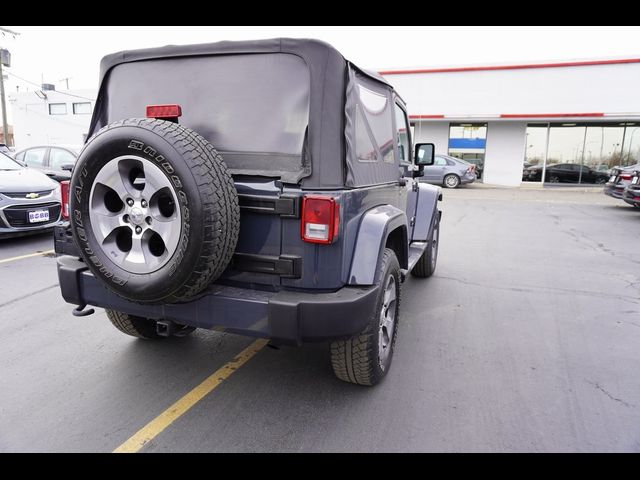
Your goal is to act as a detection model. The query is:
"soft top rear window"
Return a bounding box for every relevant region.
[105,53,310,182]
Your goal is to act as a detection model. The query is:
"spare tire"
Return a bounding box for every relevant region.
[70,118,239,304]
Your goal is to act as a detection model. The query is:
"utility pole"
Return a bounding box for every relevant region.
[59,77,71,90]
[0,26,20,146]
[0,57,7,145]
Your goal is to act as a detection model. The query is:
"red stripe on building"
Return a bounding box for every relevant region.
[409,114,445,119]
[379,58,640,76]
[500,113,605,118]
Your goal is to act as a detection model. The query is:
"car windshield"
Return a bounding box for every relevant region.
[0,151,21,170]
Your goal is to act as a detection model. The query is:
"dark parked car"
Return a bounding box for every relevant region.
[54,38,443,386]
[604,164,640,199]
[421,154,476,188]
[622,169,640,209]
[525,163,609,184]
[14,145,79,182]
[0,150,63,238]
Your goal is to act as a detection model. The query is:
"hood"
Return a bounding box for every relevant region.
[0,168,58,193]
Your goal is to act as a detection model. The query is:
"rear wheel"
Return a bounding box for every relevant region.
[70,118,239,304]
[106,309,194,339]
[443,174,460,189]
[549,175,561,183]
[330,248,401,386]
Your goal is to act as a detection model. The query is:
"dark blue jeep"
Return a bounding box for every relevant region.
[55,39,441,386]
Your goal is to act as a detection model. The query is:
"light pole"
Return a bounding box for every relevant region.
[0,27,20,146]
[627,129,640,164]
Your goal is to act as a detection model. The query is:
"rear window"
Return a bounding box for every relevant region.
[105,53,310,170]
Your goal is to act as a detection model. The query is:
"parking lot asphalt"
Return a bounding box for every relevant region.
[1,187,639,452]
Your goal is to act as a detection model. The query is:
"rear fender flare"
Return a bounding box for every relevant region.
[348,205,407,286]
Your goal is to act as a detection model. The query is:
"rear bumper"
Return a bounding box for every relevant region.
[604,183,625,199]
[56,256,379,345]
[460,172,476,185]
[623,186,640,207]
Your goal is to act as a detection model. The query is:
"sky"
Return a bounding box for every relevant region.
[2,26,640,94]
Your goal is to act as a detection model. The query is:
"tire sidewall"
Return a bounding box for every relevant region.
[371,250,401,382]
[70,122,205,302]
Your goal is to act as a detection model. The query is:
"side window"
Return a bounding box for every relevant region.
[355,109,378,162]
[23,148,47,168]
[48,103,67,115]
[434,157,448,166]
[356,83,394,163]
[394,104,410,163]
[49,149,76,169]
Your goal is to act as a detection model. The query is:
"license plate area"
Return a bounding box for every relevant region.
[28,210,49,223]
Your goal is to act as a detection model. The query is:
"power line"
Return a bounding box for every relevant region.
[6,71,94,100]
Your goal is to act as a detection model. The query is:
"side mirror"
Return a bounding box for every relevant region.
[415,143,435,166]
[61,164,74,172]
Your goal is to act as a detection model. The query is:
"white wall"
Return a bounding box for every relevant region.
[384,61,640,119]
[413,121,449,155]
[483,122,527,187]
[8,90,96,149]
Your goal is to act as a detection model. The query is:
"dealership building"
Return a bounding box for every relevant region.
[7,56,640,187]
[380,57,640,186]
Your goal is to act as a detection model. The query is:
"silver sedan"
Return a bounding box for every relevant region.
[421,154,477,188]
[0,151,63,238]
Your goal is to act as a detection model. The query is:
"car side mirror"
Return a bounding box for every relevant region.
[407,163,424,178]
[415,143,435,166]
[61,164,74,172]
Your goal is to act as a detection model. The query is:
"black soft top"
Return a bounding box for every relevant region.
[89,38,395,188]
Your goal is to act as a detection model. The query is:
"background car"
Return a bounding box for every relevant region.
[14,145,80,182]
[0,150,62,238]
[525,163,609,184]
[604,163,640,199]
[622,169,640,209]
[421,154,476,188]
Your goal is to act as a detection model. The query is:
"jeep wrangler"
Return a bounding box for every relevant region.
[55,38,441,386]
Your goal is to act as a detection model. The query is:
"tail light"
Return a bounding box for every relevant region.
[60,180,70,220]
[620,174,632,181]
[146,104,182,120]
[301,195,340,244]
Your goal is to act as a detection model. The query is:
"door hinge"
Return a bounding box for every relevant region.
[409,216,416,227]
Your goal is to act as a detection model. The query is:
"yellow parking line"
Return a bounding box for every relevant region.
[113,338,269,453]
[0,249,55,264]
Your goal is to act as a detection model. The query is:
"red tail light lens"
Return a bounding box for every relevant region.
[301,195,339,244]
[620,174,632,180]
[60,180,70,220]
[146,104,182,119]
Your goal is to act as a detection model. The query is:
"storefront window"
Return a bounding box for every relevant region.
[583,126,624,171]
[523,123,634,184]
[621,125,640,166]
[448,123,487,179]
